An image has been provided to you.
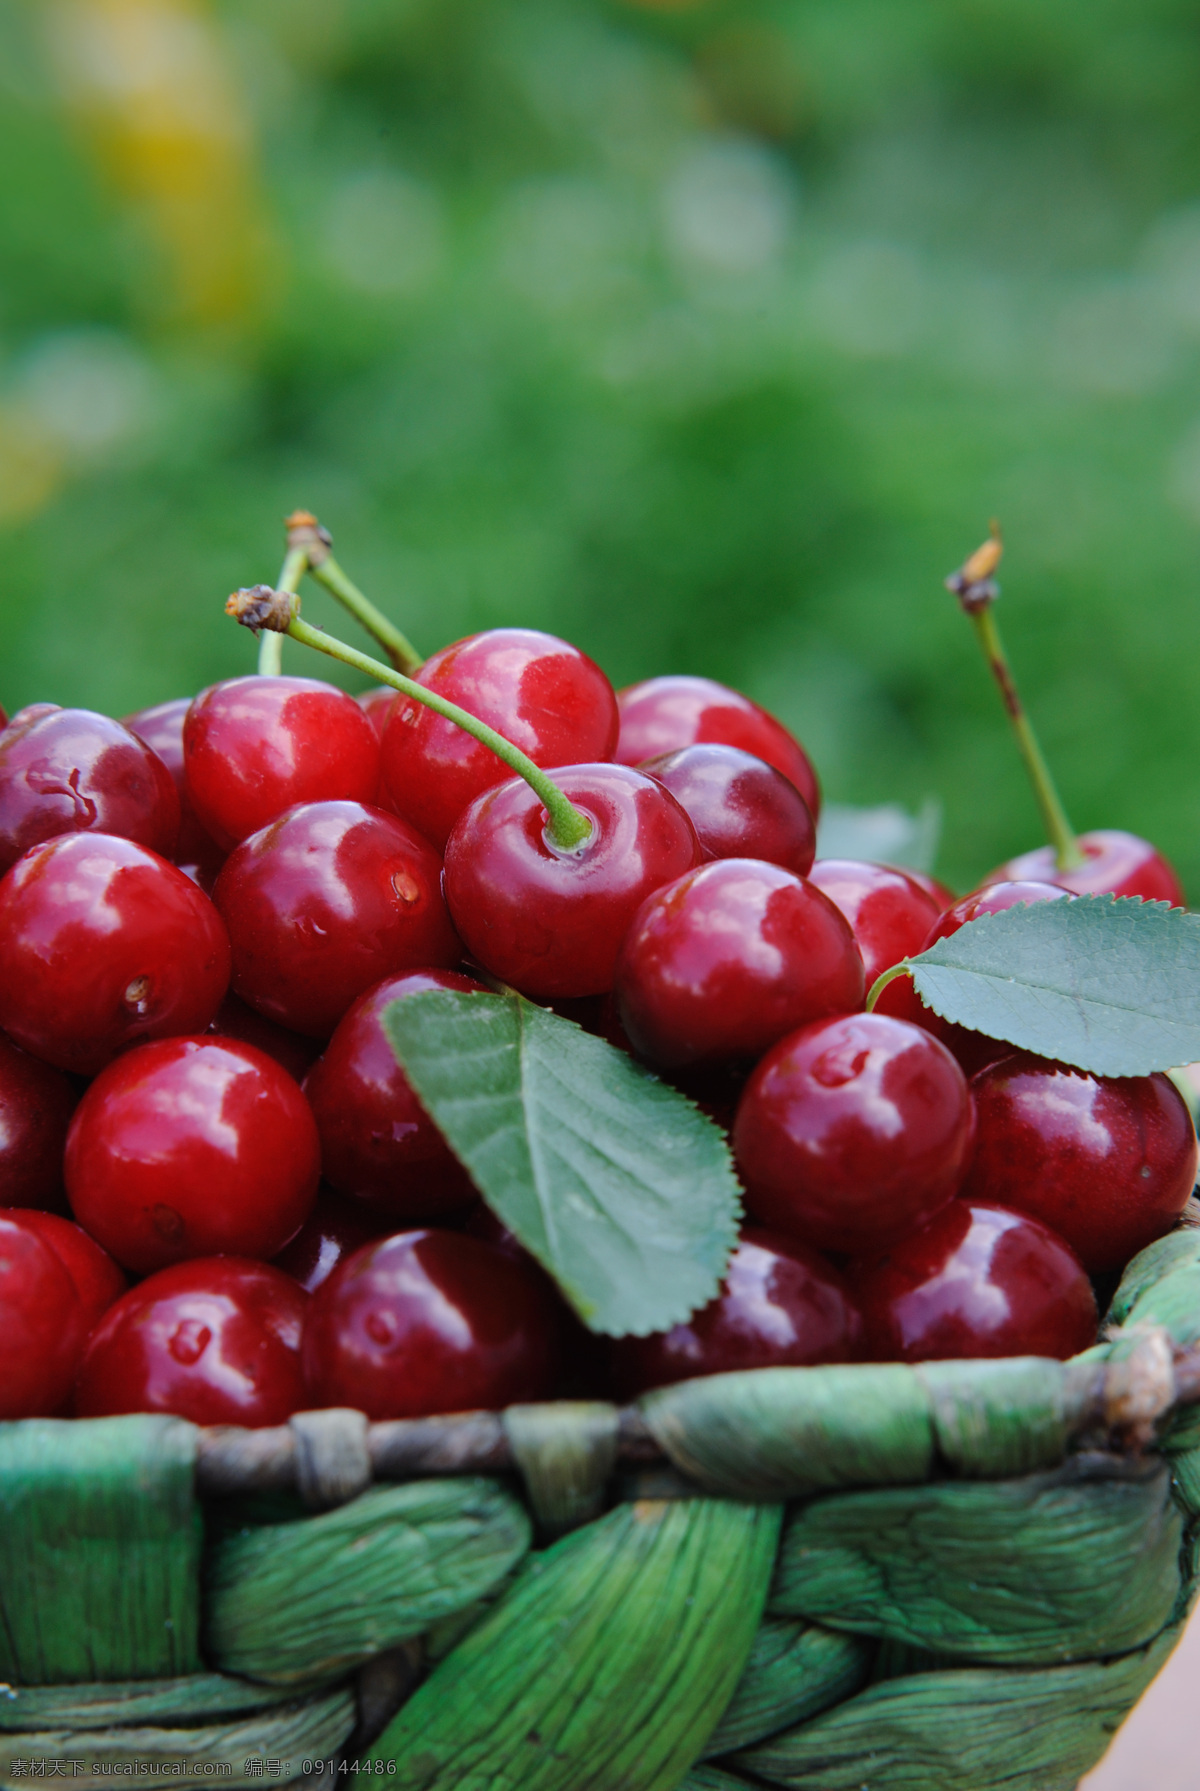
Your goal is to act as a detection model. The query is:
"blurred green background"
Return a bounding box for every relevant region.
[3,0,1200,893]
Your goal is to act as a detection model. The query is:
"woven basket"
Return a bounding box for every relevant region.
[5,1228,1200,1791]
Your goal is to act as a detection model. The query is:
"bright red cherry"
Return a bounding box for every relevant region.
[214,800,460,1037]
[357,686,397,740]
[304,969,484,1218]
[852,1200,1098,1361]
[207,991,322,1084]
[0,833,231,1075]
[807,860,942,992]
[444,765,701,999]
[640,745,815,875]
[0,706,179,874]
[734,1013,974,1253]
[0,1215,86,1416]
[961,1054,1197,1272]
[122,697,225,879]
[0,1033,77,1210]
[609,1227,861,1397]
[992,830,1184,906]
[381,629,619,850]
[2,1207,126,1331]
[615,860,864,1069]
[183,675,381,852]
[303,1229,561,1418]
[75,1258,307,1428]
[65,1037,319,1273]
[272,1187,384,1293]
[616,675,820,818]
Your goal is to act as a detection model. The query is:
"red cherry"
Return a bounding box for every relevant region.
[616,675,820,818]
[2,704,62,734]
[615,860,865,1069]
[304,969,485,1218]
[444,764,702,999]
[303,1229,561,1418]
[207,991,322,1084]
[609,1227,861,1397]
[1,1207,126,1331]
[75,1257,307,1427]
[213,800,461,1037]
[807,860,942,991]
[357,686,398,740]
[0,706,179,874]
[904,869,956,909]
[961,1054,1197,1272]
[640,744,815,875]
[64,1036,319,1274]
[852,1200,1098,1361]
[122,697,225,878]
[0,703,6,729]
[380,629,620,851]
[272,1187,385,1293]
[0,833,231,1075]
[734,1013,974,1253]
[992,830,1184,906]
[0,1032,77,1211]
[0,1214,87,1416]
[183,676,381,852]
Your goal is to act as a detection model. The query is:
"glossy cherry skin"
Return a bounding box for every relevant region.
[122,697,225,878]
[0,1033,77,1210]
[357,686,398,740]
[0,705,179,874]
[75,1258,308,1428]
[214,800,461,1038]
[444,765,702,999]
[609,1227,861,1398]
[0,1215,87,1416]
[961,1054,1197,1272]
[851,1200,1098,1362]
[304,969,485,1218]
[2,1207,126,1331]
[734,1013,975,1253]
[992,829,1184,906]
[615,860,864,1069]
[272,1187,385,1293]
[640,744,816,876]
[381,629,620,851]
[304,1229,561,1418]
[616,675,820,818]
[184,676,381,852]
[0,833,231,1075]
[807,860,942,992]
[64,1036,320,1274]
[207,991,322,1084]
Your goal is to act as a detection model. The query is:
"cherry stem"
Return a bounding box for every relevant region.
[230,596,593,851]
[865,963,913,1012]
[947,527,1085,874]
[257,545,306,677]
[283,511,422,675]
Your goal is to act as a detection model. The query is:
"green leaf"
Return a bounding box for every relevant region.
[899,894,1200,1076]
[382,991,742,1337]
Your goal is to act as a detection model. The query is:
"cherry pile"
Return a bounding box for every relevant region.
[0,630,1195,1429]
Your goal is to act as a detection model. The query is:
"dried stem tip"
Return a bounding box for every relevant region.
[945,520,1004,613]
[285,508,333,568]
[226,584,297,634]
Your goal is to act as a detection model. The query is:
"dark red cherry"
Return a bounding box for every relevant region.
[0,833,231,1075]
[65,1036,319,1273]
[214,800,461,1038]
[807,860,941,991]
[0,703,6,730]
[734,1013,974,1253]
[184,676,381,852]
[357,686,398,740]
[852,1200,1098,1361]
[905,869,956,910]
[609,1227,861,1398]
[75,1257,307,1428]
[961,1054,1197,1272]
[0,1214,87,1416]
[616,675,820,818]
[380,629,620,851]
[444,765,701,999]
[615,860,864,1069]
[2,1207,126,1331]
[272,1187,384,1293]
[122,697,225,877]
[640,744,816,875]
[207,991,322,1084]
[0,706,179,874]
[304,969,484,1218]
[303,1229,561,1418]
[0,1033,77,1210]
[992,830,1184,906]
